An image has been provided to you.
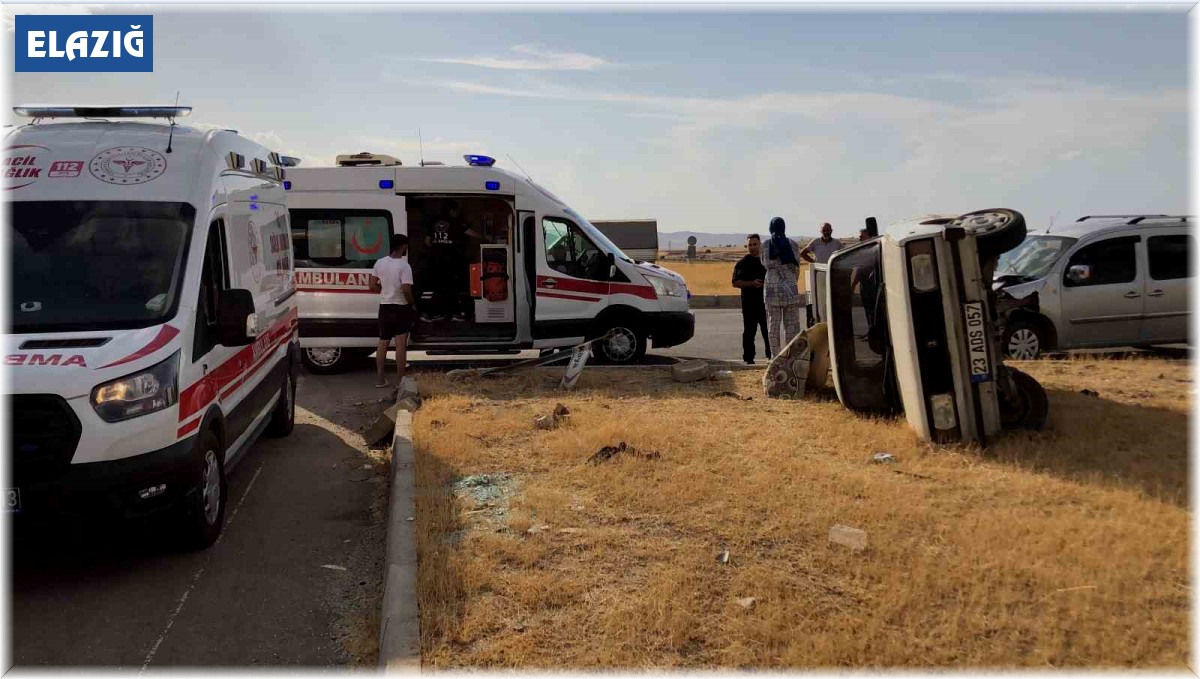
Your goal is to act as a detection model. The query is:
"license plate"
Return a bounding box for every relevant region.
[963,302,992,383]
[5,488,20,513]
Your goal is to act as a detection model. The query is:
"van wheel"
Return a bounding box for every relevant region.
[301,347,351,374]
[955,208,1027,260]
[178,431,227,550]
[1003,321,1045,360]
[595,324,647,364]
[998,368,1049,431]
[266,367,296,437]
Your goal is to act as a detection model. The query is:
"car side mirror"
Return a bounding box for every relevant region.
[1066,264,1092,284]
[217,288,258,347]
[607,252,617,280]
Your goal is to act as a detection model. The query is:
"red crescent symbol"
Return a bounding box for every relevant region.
[350,228,382,255]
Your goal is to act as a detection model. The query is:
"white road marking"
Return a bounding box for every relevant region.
[138,463,265,673]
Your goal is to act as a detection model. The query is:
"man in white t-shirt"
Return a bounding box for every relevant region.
[800,223,845,264]
[369,234,416,388]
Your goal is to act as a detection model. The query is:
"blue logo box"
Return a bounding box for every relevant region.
[15,14,153,72]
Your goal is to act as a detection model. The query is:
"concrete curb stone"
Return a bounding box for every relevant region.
[379,409,420,671]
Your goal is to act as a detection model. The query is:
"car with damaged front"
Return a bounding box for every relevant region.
[820,209,1049,446]
[993,214,1193,359]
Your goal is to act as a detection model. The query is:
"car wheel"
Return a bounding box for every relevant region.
[301,347,351,374]
[595,324,647,364]
[178,430,227,550]
[955,208,1027,260]
[998,367,1049,431]
[265,365,296,437]
[1003,321,1045,360]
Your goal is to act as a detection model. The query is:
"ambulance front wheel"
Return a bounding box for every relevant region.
[301,347,354,374]
[595,324,647,364]
[177,430,227,551]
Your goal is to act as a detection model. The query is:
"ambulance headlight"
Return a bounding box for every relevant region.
[91,351,180,423]
[646,275,685,298]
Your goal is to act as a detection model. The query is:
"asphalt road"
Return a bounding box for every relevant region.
[9,372,393,669]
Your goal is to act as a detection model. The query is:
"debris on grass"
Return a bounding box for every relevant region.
[451,473,516,506]
[712,391,751,400]
[587,441,661,464]
[534,403,572,430]
[716,548,731,564]
[672,359,712,383]
[735,597,758,610]
[829,525,868,552]
[1080,389,1100,397]
[871,452,897,464]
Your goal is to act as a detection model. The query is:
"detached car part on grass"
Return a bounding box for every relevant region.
[818,209,1049,445]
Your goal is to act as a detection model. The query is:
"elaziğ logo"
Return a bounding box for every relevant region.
[15,14,153,72]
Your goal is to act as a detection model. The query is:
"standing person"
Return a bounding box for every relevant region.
[732,233,771,365]
[370,235,416,389]
[424,200,481,322]
[761,217,803,356]
[799,222,844,264]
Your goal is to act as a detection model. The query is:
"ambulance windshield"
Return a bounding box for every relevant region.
[9,201,195,333]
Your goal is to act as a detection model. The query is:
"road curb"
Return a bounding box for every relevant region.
[379,408,420,671]
[688,295,741,309]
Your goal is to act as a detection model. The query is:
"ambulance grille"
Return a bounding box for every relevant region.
[9,395,82,484]
[20,338,111,350]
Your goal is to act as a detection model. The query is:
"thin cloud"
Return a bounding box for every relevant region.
[420,44,610,71]
[3,4,96,32]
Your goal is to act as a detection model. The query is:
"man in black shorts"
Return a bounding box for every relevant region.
[370,234,416,388]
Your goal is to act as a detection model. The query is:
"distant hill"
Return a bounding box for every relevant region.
[659,231,818,249]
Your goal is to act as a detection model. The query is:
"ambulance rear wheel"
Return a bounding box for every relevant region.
[265,366,296,437]
[301,347,352,374]
[595,324,647,364]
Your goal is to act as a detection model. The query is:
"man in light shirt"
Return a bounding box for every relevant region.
[799,223,845,264]
[369,234,415,389]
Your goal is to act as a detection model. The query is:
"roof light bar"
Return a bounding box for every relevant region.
[464,154,496,167]
[13,106,192,119]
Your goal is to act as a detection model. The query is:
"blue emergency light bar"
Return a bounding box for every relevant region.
[13,106,192,119]
[485,181,500,191]
[464,154,496,167]
[283,181,292,190]
[379,179,394,189]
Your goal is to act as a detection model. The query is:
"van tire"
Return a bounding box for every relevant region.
[998,367,1049,432]
[955,208,1027,260]
[265,366,296,437]
[1002,321,1045,360]
[177,430,227,550]
[301,347,351,374]
[594,323,647,364]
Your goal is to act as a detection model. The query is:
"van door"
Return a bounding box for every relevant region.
[1058,234,1143,347]
[1140,229,1192,343]
[534,215,610,335]
[186,218,243,444]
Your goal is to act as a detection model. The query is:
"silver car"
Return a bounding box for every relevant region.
[995,215,1193,359]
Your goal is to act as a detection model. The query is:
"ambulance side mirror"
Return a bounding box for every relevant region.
[607,252,617,280]
[217,289,258,347]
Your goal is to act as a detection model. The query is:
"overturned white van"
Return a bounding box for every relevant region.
[284,154,694,370]
[5,106,298,548]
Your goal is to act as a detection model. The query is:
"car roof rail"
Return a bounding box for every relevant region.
[1126,215,1192,225]
[1075,214,1168,223]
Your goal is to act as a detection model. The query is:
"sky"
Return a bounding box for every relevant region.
[2,4,1190,237]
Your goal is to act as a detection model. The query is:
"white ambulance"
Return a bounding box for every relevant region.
[284,153,694,371]
[5,106,298,549]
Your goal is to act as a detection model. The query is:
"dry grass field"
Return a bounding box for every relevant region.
[662,259,810,296]
[411,357,1190,669]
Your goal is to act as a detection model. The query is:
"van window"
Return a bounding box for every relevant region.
[193,220,229,361]
[1148,234,1193,281]
[543,217,607,281]
[9,201,194,333]
[290,209,393,269]
[1064,236,1138,288]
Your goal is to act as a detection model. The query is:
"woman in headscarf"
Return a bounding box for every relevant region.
[760,216,803,355]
